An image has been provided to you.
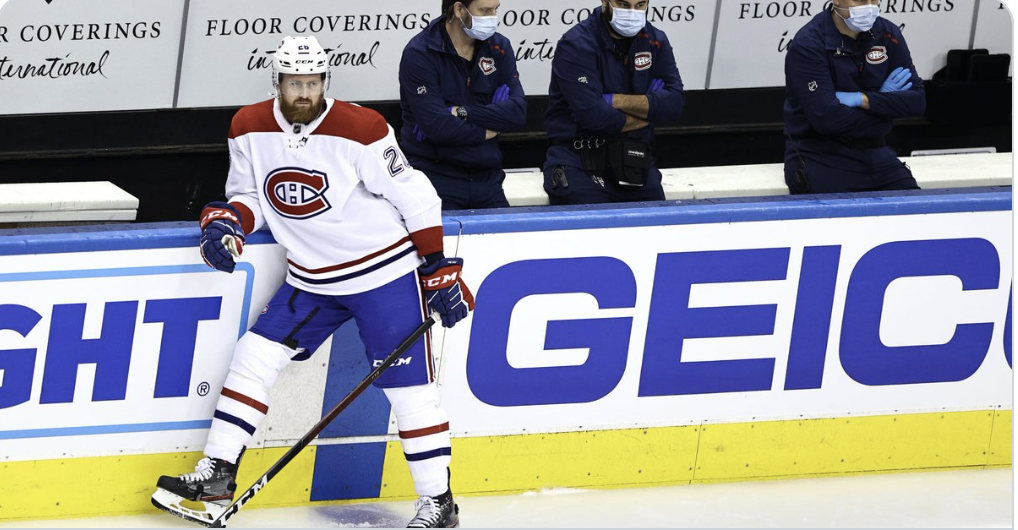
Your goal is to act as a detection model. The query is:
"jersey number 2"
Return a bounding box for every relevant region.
[384,147,406,177]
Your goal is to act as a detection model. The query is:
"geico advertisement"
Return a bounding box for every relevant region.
[440,211,1013,435]
[0,245,286,461]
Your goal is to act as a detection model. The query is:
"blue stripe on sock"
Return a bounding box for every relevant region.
[404,447,452,462]
[213,410,257,435]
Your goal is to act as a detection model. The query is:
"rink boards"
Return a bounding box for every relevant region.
[0,188,1012,520]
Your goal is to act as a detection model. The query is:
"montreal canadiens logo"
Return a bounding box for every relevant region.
[479,57,496,75]
[634,52,652,71]
[264,167,331,219]
[866,46,888,65]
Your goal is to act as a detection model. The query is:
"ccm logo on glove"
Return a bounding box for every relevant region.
[422,270,460,290]
[200,208,241,228]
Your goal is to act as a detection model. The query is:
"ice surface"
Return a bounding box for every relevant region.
[0,468,1010,528]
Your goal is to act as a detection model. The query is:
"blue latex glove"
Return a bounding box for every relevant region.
[412,124,426,142]
[198,201,245,274]
[835,92,864,108]
[879,66,913,93]
[647,78,665,93]
[603,93,614,107]
[491,84,510,103]
[418,257,475,328]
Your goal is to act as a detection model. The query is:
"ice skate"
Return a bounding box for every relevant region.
[151,456,240,527]
[407,488,459,528]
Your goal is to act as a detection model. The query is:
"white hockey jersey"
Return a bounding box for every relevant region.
[225,98,443,296]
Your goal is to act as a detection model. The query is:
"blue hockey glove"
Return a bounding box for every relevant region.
[880,67,913,93]
[199,201,245,274]
[491,84,510,104]
[835,92,864,108]
[647,78,665,93]
[603,93,614,107]
[418,257,475,328]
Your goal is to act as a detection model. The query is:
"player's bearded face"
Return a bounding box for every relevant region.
[279,74,326,124]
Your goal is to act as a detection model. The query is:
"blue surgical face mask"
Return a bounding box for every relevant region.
[835,4,880,32]
[460,12,498,41]
[608,4,646,38]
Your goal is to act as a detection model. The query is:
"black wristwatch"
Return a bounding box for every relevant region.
[455,106,469,121]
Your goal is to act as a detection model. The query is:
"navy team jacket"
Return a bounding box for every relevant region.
[784,10,925,154]
[398,17,526,179]
[545,6,685,169]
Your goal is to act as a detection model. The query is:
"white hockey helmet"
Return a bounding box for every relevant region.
[272,35,330,95]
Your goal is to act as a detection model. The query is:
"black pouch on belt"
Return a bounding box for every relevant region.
[607,138,651,187]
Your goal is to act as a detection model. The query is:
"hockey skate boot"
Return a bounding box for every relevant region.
[151,455,240,526]
[407,488,459,528]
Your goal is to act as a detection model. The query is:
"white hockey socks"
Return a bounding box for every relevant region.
[384,384,452,497]
[205,333,295,463]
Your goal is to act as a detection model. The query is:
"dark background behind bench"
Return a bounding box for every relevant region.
[0,86,1010,222]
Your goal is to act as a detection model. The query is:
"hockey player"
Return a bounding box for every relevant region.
[150,35,469,529]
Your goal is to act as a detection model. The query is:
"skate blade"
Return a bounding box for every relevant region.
[151,487,228,528]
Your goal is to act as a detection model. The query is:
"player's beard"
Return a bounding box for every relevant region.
[280,94,325,125]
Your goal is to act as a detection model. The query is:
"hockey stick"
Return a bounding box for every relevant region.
[209,312,439,528]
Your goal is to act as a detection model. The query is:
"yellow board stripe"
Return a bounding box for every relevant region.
[380,410,1013,499]
[0,446,318,521]
[1,410,1011,521]
[693,411,997,482]
[988,409,1013,466]
[380,425,702,499]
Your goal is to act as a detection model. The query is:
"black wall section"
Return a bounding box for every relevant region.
[0,88,1010,222]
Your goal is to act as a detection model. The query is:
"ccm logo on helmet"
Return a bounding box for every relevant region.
[265,167,332,219]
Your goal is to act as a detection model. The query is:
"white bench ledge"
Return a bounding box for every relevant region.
[0,209,138,223]
[504,152,1012,206]
[0,181,139,214]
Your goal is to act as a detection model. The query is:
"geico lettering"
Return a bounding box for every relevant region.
[840,238,999,385]
[640,248,789,397]
[1005,289,1012,368]
[0,297,223,410]
[467,257,635,406]
[465,238,1006,406]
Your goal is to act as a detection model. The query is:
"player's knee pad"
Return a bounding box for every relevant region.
[383,384,448,432]
[229,332,297,389]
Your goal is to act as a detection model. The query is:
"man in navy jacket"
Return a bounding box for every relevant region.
[544,0,685,205]
[784,0,925,193]
[399,0,527,210]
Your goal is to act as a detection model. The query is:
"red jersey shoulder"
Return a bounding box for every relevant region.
[313,100,389,145]
[229,100,281,139]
